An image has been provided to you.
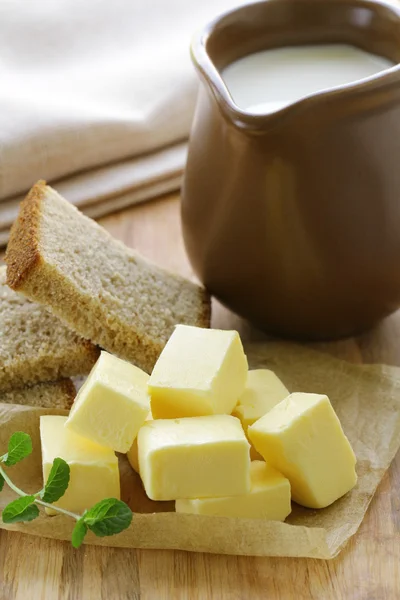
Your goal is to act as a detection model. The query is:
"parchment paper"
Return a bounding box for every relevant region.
[1,342,399,559]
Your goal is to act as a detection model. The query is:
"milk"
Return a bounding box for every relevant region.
[222,45,394,114]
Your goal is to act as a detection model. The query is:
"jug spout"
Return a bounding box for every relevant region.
[221,43,393,119]
[244,101,291,115]
[183,0,400,340]
[190,0,400,129]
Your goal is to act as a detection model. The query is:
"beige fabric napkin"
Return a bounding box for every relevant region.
[0,0,239,244]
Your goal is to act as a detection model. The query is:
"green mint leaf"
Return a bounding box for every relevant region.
[0,474,4,492]
[84,498,132,537]
[3,432,32,466]
[2,495,39,523]
[71,518,88,548]
[40,458,70,503]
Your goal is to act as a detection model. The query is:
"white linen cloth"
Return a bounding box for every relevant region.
[0,0,239,244]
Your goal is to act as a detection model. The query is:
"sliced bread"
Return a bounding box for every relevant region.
[0,379,75,409]
[0,265,99,392]
[6,181,211,373]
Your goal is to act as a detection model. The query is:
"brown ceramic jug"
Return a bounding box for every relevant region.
[181,0,400,340]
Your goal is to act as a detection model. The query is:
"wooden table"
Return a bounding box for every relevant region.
[1,192,399,599]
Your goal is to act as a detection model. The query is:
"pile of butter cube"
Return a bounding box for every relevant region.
[40,325,357,520]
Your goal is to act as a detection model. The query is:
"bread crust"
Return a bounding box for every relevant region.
[57,378,76,398]
[0,259,99,392]
[0,378,76,410]
[6,180,47,290]
[5,181,211,372]
[56,379,76,408]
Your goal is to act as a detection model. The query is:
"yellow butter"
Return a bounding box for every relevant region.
[40,415,120,515]
[176,460,291,520]
[148,325,248,419]
[232,369,289,461]
[233,369,289,429]
[127,411,153,473]
[65,351,150,453]
[248,393,357,509]
[138,415,251,500]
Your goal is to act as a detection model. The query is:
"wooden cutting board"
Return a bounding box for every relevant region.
[0,193,399,599]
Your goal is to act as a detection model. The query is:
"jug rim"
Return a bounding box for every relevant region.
[190,0,400,128]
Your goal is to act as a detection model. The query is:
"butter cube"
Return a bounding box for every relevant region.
[248,393,357,509]
[65,351,150,453]
[40,416,120,515]
[176,460,291,520]
[127,411,153,473]
[149,325,248,419]
[232,369,289,461]
[138,415,250,500]
[233,370,289,430]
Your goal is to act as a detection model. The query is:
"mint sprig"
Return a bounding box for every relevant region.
[84,498,133,537]
[2,496,39,523]
[71,518,88,549]
[0,432,132,548]
[2,432,32,466]
[40,457,70,503]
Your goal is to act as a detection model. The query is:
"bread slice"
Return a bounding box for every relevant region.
[0,379,75,409]
[0,265,99,393]
[5,181,211,373]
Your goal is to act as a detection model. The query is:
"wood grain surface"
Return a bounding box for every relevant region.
[0,193,399,600]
